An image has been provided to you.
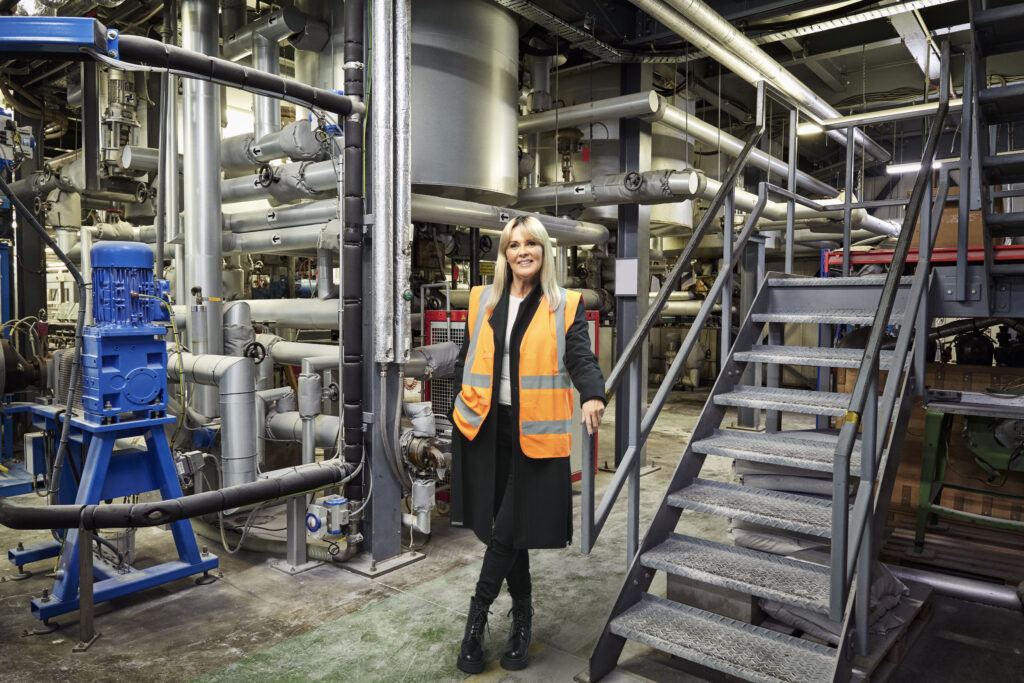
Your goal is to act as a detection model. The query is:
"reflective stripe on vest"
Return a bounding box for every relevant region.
[453,285,581,459]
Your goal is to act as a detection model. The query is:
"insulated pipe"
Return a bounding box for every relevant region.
[79,227,93,325]
[342,0,366,477]
[120,145,183,174]
[317,248,333,299]
[394,0,413,363]
[372,0,395,363]
[257,334,336,365]
[635,0,890,161]
[224,198,338,232]
[221,121,325,172]
[514,168,706,210]
[167,349,258,488]
[0,461,352,531]
[255,386,294,465]
[222,6,307,61]
[887,565,1022,611]
[252,34,281,141]
[173,300,341,330]
[221,220,340,255]
[518,91,838,198]
[411,193,609,247]
[182,0,225,390]
[267,412,341,447]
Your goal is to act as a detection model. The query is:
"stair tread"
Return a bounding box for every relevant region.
[734,344,895,370]
[978,83,1024,124]
[610,594,835,683]
[691,429,861,473]
[714,386,855,417]
[752,309,903,325]
[668,479,835,538]
[766,275,912,288]
[983,152,1024,185]
[975,5,1024,56]
[642,534,831,614]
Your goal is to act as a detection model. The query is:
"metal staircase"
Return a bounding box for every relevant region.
[589,274,917,683]
[581,44,956,683]
[969,1,1024,249]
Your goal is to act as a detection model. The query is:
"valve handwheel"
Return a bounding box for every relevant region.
[243,341,267,365]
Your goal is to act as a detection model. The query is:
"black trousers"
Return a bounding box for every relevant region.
[473,406,531,604]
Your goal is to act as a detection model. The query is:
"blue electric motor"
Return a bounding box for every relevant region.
[80,242,169,421]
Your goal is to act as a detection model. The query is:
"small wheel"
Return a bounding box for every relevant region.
[243,341,268,365]
[256,164,275,188]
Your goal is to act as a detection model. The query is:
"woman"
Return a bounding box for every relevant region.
[450,215,606,673]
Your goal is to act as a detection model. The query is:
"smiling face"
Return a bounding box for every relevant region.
[506,226,544,286]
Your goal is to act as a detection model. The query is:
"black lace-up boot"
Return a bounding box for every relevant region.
[500,595,533,670]
[457,597,490,674]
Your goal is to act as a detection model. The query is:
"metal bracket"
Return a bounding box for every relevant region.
[104,28,119,59]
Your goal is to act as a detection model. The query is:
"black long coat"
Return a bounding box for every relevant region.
[450,283,605,549]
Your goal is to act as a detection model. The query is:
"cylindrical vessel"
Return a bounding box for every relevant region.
[411,0,518,204]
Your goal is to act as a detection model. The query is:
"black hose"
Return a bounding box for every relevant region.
[0,173,86,500]
[117,34,356,117]
[0,462,354,531]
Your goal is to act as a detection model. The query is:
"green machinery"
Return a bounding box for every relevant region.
[915,389,1024,549]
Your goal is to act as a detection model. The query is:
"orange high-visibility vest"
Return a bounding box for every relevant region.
[453,284,581,459]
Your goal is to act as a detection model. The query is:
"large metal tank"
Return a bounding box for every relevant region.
[412,0,518,205]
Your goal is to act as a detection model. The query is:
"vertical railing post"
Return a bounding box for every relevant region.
[854,373,878,655]
[842,125,855,277]
[785,107,798,274]
[721,190,735,367]
[916,171,934,392]
[626,355,642,567]
[582,428,595,554]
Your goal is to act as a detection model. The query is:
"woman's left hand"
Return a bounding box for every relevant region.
[581,398,605,436]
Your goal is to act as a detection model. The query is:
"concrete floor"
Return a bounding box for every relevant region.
[0,391,1015,682]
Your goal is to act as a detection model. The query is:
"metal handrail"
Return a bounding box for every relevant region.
[580,133,768,555]
[828,42,951,622]
[602,86,768,399]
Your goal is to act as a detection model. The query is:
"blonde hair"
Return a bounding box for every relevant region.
[486,215,563,311]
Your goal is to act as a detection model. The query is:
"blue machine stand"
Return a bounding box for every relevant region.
[6,242,218,621]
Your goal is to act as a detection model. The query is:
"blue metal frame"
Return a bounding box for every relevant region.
[0,402,36,496]
[7,406,218,620]
[0,17,107,56]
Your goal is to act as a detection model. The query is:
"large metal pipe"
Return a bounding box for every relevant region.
[267,412,341,447]
[634,0,890,161]
[518,91,838,198]
[221,220,340,255]
[253,34,281,141]
[394,0,412,363]
[222,6,307,61]
[221,121,324,172]
[411,193,608,246]
[224,198,339,232]
[173,299,341,330]
[167,349,257,488]
[182,0,225,379]
[887,565,1022,611]
[372,0,395,363]
[256,334,336,365]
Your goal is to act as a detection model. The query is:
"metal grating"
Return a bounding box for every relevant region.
[766,275,912,287]
[691,429,862,473]
[428,320,466,429]
[751,310,898,326]
[714,386,853,417]
[610,594,835,683]
[668,478,835,538]
[734,345,895,370]
[642,534,832,614]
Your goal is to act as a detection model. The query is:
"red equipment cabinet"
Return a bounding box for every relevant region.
[424,308,600,482]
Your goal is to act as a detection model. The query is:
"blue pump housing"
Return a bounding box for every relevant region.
[81,242,169,421]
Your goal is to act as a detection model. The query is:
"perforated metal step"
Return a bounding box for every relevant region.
[979,82,1024,125]
[668,478,835,538]
[610,594,836,683]
[975,4,1024,56]
[751,309,902,326]
[642,534,831,614]
[691,429,861,474]
[988,211,1024,239]
[734,345,895,370]
[714,386,855,417]
[984,151,1024,186]
[766,275,912,288]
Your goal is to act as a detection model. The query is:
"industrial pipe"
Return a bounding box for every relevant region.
[253,33,281,140]
[221,220,339,255]
[518,91,838,198]
[222,6,307,61]
[221,120,324,172]
[887,565,1022,611]
[174,299,340,330]
[0,461,352,531]
[224,197,339,232]
[631,0,890,161]
[167,349,257,488]
[267,412,341,447]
